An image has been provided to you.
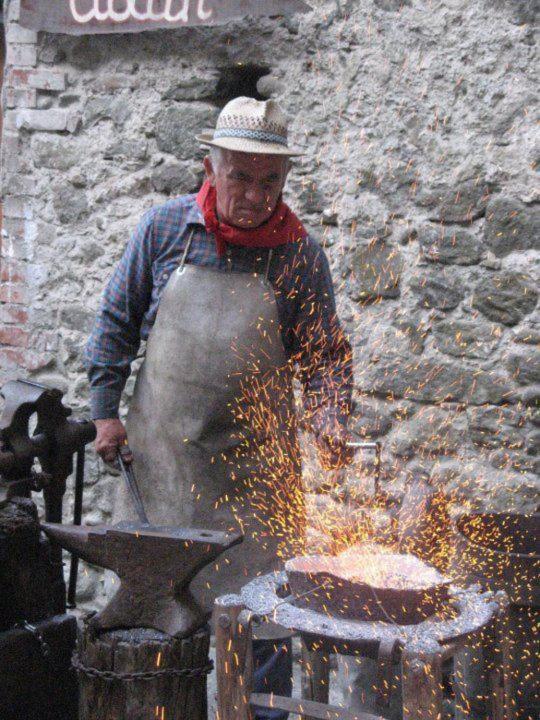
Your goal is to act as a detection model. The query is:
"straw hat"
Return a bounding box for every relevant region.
[197,96,304,157]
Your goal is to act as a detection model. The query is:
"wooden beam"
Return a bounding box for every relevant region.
[250,693,385,720]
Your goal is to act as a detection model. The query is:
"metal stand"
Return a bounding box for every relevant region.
[215,574,515,720]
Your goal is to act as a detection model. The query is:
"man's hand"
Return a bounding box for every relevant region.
[316,432,355,471]
[94,418,132,464]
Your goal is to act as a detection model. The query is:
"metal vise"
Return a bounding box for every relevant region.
[0,379,96,522]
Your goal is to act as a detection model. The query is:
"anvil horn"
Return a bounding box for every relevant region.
[40,520,243,637]
[41,522,108,565]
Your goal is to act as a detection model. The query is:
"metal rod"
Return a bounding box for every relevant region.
[67,447,85,608]
[117,450,150,525]
[345,439,382,496]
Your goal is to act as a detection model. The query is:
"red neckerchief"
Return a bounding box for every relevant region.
[196,180,307,257]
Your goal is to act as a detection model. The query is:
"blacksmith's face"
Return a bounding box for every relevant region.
[203,149,291,229]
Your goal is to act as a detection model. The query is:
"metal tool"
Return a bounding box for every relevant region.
[117,445,150,525]
[345,439,381,496]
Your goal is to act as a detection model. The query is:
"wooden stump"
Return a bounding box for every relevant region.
[0,499,77,719]
[76,624,211,720]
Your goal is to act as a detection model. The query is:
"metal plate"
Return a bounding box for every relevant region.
[19,0,312,35]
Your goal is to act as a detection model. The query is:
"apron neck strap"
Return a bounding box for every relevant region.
[179,228,195,271]
[265,248,273,282]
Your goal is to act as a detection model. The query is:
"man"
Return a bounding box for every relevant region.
[86,96,353,718]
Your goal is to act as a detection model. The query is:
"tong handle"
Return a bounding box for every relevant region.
[117,446,150,525]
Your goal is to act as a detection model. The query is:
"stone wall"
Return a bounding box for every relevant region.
[1,0,538,602]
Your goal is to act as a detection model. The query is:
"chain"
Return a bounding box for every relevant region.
[16,621,51,658]
[71,653,213,683]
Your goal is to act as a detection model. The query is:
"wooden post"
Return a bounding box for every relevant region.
[401,647,443,720]
[76,623,211,720]
[300,639,330,720]
[213,595,254,720]
[492,606,518,720]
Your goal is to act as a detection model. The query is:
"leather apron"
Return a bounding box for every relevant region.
[113,231,305,624]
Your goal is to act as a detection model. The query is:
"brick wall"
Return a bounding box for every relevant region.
[0,0,70,380]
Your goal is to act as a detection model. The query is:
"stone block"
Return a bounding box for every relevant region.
[1,132,21,160]
[467,405,524,449]
[6,43,37,67]
[3,173,36,196]
[0,282,28,305]
[0,304,28,326]
[433,319,502,359]
[349,400,393,439]
[484,197,540,257]
[3,196,31,220]
[0,347,27,373]
[58,304,94,333]
[349,240,403,300]
[15,109,77,132]
[52,184,89,224]
[391,316,429,355]
[357,353,512,405]
[4,87,37,109]
[0,133,23,173]
[1,217,25,239]
[6,23,38,43]
[374,0,412,9]
[5,0,21,22]
[31,136,80,170]
[472,271,538,326]
[298,181,325,214]
[150,161,197,195]
[418,225,483,265]
[431,458,538,513]
[421,179,493,224]
[409,271,463,310]
[162,77,219,102]
[390,407,468,458]
[506,349,540,386]
[155,102,219,160]
[3,111,18,132]
[82,95,131,127]
[0,324,29,348]
[0,258,26,284]
[27,70,67,92]
[103,138,148,163]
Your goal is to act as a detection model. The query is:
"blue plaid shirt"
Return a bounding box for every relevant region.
[85,194,353,433]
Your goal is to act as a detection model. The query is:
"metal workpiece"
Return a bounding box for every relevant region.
[41,521,243,637]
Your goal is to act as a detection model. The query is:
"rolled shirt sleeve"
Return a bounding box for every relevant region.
[85,209,155,419]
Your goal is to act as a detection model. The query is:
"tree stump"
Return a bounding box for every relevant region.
[76,624,212,720]
[0,498,77,719]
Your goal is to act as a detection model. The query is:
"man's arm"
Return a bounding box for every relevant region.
[85,209,155,460]
[290,239,354,468]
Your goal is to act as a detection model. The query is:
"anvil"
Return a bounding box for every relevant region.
[41,521,242,637]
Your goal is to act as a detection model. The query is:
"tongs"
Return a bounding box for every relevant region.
[117,443,150,525]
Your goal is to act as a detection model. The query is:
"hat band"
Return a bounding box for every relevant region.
[213,128,288,146]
